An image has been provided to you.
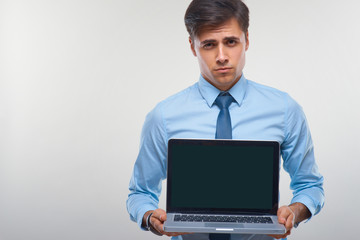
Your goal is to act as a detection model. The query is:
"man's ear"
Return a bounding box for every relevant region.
[189,37,197,56]
[245,32,249,51]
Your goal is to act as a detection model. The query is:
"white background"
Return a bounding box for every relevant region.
[1,0,359,239]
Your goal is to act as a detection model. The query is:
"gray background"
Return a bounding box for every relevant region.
[1,0,359,239]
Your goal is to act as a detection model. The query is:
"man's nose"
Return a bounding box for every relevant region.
[216,44,228,64]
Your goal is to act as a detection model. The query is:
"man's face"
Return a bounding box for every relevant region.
[190,18,249,91]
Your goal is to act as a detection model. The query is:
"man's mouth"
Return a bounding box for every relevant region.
[215,67,232,73]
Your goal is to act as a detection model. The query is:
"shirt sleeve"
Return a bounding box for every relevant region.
[281,94,325,221]
[126,102,168,230]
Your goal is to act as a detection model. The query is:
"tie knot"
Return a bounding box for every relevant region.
[215,92,234,109]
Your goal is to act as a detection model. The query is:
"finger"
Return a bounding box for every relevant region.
[159,213,167,222]
[276,206,288,224]
[285,212,295,230]
[152,209,167,222]
[164,232,189,237]
[268,234,284,240]
[277,216,286,225]
[164,232,193,237]
[277,206,294,227]
[151,214,180,236]
[150,217,165,234]
[282,206,294,231]
[151,210,168,234]
[268,229,291,239]
[150,209,190,236]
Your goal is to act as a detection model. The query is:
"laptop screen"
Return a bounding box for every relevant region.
[167,139,280,215]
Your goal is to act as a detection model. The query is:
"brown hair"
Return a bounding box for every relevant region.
[184,0,249,39]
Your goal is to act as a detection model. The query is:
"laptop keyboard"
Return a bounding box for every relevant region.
[174,214,273,224]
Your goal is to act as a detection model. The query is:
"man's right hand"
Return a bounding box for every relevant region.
[143,208,190,237]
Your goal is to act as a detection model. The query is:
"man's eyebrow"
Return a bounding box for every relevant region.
[200,39,217,45]
[224,36,240,41]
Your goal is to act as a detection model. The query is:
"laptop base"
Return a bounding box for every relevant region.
[164,214,286,235]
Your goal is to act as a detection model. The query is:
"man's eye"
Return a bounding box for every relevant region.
[227,40,237,46]
[203,43,214,49]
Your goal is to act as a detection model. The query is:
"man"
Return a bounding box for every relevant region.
[126,0,324,239]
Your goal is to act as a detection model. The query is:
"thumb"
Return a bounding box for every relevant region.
[278,216,286,225]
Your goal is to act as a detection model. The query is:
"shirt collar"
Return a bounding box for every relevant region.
[198,73,248,108]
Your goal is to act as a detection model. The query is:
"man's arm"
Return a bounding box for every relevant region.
[271,94,325,238]
[282,94,324,217]
[126,104,167,229]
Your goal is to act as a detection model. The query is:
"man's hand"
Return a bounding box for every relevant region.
[268,206,295,239]
[269,202,311,239]
[143,208,190,237]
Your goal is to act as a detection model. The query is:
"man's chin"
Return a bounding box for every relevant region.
[215,77,241,90]
[213,81,237,91]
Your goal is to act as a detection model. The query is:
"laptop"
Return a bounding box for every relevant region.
[163,139,286,235]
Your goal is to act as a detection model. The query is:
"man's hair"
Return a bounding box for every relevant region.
[184,0,249,40]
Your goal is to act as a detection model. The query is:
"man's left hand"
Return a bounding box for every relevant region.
[269,202,311,239]
[268,205,295,239]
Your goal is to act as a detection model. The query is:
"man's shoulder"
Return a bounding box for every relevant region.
[148,83,198,116]
[246,79,300,110]
[157,83,199,107]
[247,79,287,97]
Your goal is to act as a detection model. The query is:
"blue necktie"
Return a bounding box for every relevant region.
[215,92,234,140]
[210,92,234,240]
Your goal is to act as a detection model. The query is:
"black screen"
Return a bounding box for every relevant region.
[167,139,279,213]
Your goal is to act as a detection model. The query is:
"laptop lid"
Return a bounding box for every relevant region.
[166,139,280,216]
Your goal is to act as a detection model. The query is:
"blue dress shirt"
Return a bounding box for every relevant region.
[126,74,324,240]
